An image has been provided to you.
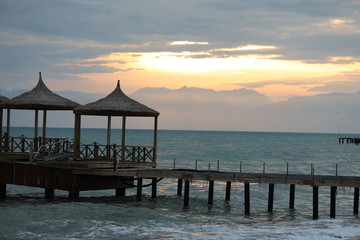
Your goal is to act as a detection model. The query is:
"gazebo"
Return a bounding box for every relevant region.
[73,80,159,168]
[0,72,79,155]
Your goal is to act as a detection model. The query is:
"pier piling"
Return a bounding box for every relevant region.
[69,190,79,199]
[152,178,157,198]
[289,184,295,209]
[177,179,183,196]
[313,186,319,220]
[244,183,250,215]
[268,183,274,212]
[225,181,231,202]
[330,186,337,218]
[184,180,190,207]
[137,178,143,201]
[116,188,126,197]
[0,184,6,198]
[45,188,55,199]
[208,180,214,205]
[354,187,359,214]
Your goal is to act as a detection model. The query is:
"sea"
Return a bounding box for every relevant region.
[1,127,360,240]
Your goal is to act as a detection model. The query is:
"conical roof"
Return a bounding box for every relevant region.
[3,72,79,110]
[0,95,9,103]
[73,80,159,117]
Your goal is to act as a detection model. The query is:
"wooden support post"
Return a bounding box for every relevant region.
[244,183,250,215]
[184,180,190,207]
[330,186,337,218]
[289,184,295,209]
[151,178,157,198]
[0,184,6,198]
[69,190,79,199]
[313,186,319,220]
[208,180,214,205]
[354,187,359,214]
[225,181,231,202]
[45,188,55,199]
[177,179,183,196]
[137,178,143,201]
[116,188,126,197]
[268,183,274,212]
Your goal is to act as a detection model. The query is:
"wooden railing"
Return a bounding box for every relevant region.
[1,133,73,154]
[1,133,155,165]
[79,142,155,163]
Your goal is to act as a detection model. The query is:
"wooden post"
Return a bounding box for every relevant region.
[69,190,79,199]
[34,109,38,140]
[5,109,10,152]
[0,183,6,198]
[113,144,117,171]
[107,116,111,158]
[225,181,231,202]
[268,183,274,212]
[137,178,143,201]
[121,116,126,163]
[74,114,81,159]
[153,116,158,166]
[116,188,126,197]
[41,110,47,156]
[184,180,190,207]
[29,141,34,164]
[45,188,55,199]
[6,109,10,139]
[330,186,337,218]
[289,184,295,209]
[313,186,319,220]
[208,180,214,205]
[151,178,157,198]
[0,108,3,153]
[244,183,250,215]
[354,187,359,214]
[177,179,183,196]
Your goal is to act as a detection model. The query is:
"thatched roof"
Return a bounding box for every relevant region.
[2,72,79,110]
[0,95,9,103]
[73,80,159,117]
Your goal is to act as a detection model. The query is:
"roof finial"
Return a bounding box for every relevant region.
[39,72,42,81]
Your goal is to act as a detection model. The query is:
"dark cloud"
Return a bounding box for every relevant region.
[0,0,359,94]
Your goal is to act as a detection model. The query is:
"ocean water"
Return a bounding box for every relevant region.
[1,127,360,239]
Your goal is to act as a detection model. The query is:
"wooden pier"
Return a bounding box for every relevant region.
[1,158,360,220]
[339,137,360,145]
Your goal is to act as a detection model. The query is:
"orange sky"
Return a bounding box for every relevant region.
[64,44,360,102]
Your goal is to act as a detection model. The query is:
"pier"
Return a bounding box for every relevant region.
[1,159,360,220]
[339,137,360,145]
[1,74,360,220]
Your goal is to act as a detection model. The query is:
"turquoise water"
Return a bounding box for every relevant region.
[1,128,360,239]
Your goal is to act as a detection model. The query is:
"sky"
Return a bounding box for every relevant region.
[0,0,359,103]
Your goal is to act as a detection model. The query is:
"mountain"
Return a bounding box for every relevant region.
[2,85,360,133]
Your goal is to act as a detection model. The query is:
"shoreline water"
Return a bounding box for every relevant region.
[1,127,360,239]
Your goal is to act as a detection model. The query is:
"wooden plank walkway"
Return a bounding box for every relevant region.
[73,168,360,188]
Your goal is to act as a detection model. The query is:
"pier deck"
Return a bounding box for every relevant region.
[74,168,360,188]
